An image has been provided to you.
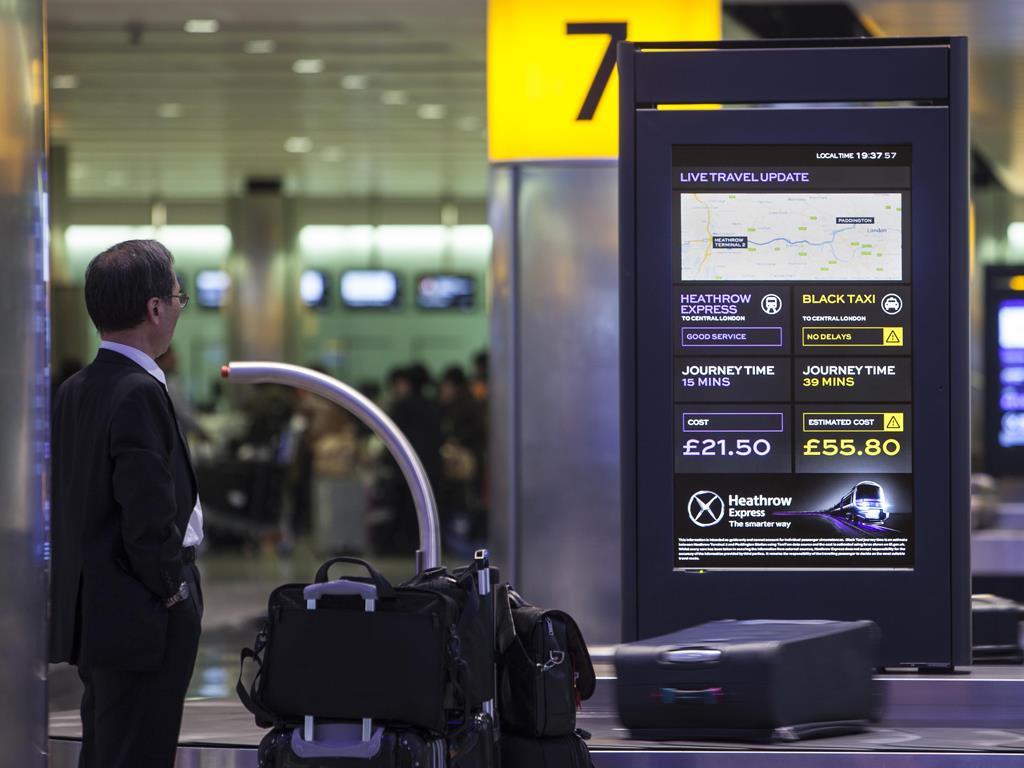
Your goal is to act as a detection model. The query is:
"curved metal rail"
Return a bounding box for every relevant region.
[221,362,440,571]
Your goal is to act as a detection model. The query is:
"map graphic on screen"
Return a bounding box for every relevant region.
[680,192,903,282]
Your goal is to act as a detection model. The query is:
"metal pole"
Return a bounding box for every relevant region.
[221,362,441,570]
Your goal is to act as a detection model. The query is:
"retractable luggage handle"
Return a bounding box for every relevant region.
[222,362,441,571]
[474,549,497,728]
[302,579,380,746]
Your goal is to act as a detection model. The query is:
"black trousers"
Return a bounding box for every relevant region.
[77,562,203,768]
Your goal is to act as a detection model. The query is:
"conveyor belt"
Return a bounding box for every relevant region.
[48,666,1024,766]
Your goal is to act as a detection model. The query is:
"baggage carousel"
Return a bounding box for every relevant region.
[48,663,1024,766]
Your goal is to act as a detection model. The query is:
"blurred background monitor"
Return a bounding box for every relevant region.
[195,269,231,309]
[985,267,1024,475]
[416,273,475,310]
[340,269,401,309]
[299,269,329,309]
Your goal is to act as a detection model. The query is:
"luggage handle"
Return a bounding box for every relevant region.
[290,722,384,759]
[314,556,396,599]
[659,649,722,665]
[304,576,377,743]
[303,580,379,605]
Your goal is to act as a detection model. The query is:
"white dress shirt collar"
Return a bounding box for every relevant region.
[99,340,167,387]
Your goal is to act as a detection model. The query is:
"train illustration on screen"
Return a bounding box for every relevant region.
[826,481,890,524]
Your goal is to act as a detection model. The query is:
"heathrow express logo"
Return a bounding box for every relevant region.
[688,490,726,527]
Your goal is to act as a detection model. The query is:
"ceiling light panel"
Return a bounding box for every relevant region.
[285,136,314,153]
[244,39,276,54]
[417,104,447,120]
[381,90,409,106]
[341,74,368,90]
[184,19,219,34]
[157,103,183,118]
[51,74,79,89]
[293,59,325,75]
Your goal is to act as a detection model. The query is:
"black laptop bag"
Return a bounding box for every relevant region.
[238,557,470,734]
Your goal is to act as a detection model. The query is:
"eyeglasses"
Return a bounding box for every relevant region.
[167,293,190,309]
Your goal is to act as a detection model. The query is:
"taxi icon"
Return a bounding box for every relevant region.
[881,293,903,315]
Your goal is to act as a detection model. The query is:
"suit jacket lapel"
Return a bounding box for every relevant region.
[95,348,199,500]
[159,383,199,501]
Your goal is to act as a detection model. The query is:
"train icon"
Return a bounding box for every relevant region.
[829,481,889,523]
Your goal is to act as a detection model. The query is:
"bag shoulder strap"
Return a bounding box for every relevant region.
[503,587,597,701]
[236,646,283,727]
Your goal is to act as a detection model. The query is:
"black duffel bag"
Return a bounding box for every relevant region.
[238,557,468,734]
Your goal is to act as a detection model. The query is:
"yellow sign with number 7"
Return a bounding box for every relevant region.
[487,0,720,162]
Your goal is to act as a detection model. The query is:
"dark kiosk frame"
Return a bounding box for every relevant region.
[619,38,970,669]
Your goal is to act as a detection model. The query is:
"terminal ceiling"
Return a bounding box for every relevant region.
[47,0,1024,200]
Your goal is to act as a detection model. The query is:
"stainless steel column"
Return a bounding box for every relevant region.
[1,0,48,763]
[489,162,620,643]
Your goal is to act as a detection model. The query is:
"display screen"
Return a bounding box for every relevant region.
[671,145,913,570]
[195,269,231,309]
[997,298,1024,448]
[340,269,401,309]
[300,269,329,308]
[416,273,476,310]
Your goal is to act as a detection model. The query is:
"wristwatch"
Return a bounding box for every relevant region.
[164,581,189,608]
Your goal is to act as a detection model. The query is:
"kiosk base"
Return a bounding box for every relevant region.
[48,665,1024,766]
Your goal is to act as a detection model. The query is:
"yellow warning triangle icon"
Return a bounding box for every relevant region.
[882,327,904,346]
[883,412,904,431]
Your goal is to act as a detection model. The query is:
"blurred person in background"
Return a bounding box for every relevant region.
[156,344,208,441]
[470,350,488,402]
[437,366,487,552]
[293,368,367,555]
[371,366,443,553]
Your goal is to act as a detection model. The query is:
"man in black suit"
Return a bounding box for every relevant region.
[50,240,203,768]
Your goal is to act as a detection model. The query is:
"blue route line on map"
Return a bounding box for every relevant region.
[749,225,855,247]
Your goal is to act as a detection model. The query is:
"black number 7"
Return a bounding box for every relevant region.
[566,22,628,121]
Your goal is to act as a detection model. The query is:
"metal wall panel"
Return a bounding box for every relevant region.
[0,0,48,764]
[490,163,620,643]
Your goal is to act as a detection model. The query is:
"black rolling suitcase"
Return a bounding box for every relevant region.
[258,724,446,768]
[615,619,880,742]
[500,731,594,768]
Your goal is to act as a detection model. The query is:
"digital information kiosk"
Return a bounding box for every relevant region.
[619,39,970,668]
